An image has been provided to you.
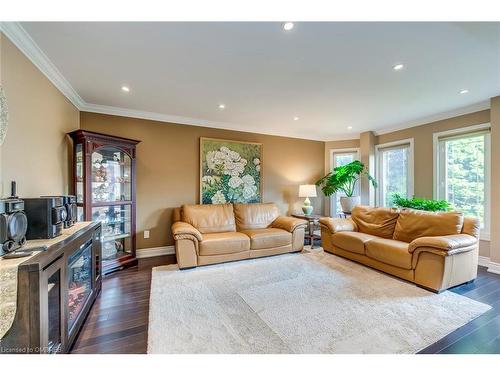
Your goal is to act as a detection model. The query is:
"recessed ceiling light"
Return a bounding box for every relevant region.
[459,89,469,94]
[393,64,404,71]
[283,22,294,31]
[293,116,299,121]
[121,86,130,92]
[218,104,225,109]
[347,126,353,130]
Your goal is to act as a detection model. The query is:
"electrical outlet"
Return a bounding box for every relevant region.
[144,230,150,239]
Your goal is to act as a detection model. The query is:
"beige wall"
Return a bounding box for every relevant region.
[0,33,79,197]
[80,112,325,249]
[490,96,500,265]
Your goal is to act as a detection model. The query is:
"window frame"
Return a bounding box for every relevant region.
[329,148,360,217]
[375,138,415,207]
[433,123,491,241]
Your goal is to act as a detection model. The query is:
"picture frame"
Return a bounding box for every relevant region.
[200,137,263,204]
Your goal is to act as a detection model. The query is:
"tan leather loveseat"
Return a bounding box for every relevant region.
[320,206,479,292]
[171,203,307,268]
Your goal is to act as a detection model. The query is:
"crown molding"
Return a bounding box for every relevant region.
[0,22,85,109]
[80,102,327,141]
[373,100,491,137]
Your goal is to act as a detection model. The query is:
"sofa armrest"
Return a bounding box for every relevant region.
[408,234,477,254]
[319,217,358,234]
[271,216,307,232]
[172,221,203,242]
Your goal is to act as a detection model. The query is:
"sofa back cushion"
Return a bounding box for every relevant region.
[233,203,280,230]
[461,216,480,239]
[393,209,464,243]
[351,205,400,239]
[172,207,182,223]
[182,204,236,234]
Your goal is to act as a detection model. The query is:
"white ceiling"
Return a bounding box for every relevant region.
[15,22,500,141]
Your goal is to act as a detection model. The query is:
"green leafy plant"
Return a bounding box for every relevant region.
[316,160,377,197]
[391,193,452,212]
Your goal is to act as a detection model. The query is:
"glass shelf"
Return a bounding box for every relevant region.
[93,204,132,261]
[91,147,131,203]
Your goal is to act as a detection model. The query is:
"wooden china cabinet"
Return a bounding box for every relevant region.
[69,130,140,274]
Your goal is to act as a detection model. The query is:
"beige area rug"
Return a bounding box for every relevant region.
[147,249,491,354]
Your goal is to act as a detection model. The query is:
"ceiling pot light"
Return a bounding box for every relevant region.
[347,126,353,130]
[121,86,130,92]
[460,89,469,94]
[283,22,294,31]
[218,104,225,109]
[393,64,404,71]
[293,116,299,121]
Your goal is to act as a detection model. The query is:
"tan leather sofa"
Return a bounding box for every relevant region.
[171,203,307,268]
[320,206,479,292]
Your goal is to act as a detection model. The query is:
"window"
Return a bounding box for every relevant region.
[375,139,414,207]
[329,149,359,216]
[434,124,491,239]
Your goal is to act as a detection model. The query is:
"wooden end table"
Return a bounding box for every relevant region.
[292,213,323,249]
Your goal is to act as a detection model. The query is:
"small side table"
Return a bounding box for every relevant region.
[292,213,323,249]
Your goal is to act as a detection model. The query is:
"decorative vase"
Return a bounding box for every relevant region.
[301,197,314,215]
[340,196,360,213]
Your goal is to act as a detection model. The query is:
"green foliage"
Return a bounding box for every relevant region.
[443,134,485,222]
[316,160,377,197]
[391,193,452,212]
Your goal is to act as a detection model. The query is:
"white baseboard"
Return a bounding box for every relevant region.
[487,261,500,275]
[477,256,500,275]
[478,256,491,268]
[136,245,175,259]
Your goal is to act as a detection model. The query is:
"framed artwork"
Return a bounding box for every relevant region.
[200,137,263,204]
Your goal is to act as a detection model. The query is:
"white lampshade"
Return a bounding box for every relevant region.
[299,184,317,198]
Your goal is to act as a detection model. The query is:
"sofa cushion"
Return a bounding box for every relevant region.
[365,238,412,270]
[351,205,399,239]
[393,209,464,243]
[199,232,250,256]
[182,204,236,234]
[241,228,292,250]
[331,231,379,255]
[233,203,280,230]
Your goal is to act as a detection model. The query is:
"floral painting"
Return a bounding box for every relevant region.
[200,138,262,204]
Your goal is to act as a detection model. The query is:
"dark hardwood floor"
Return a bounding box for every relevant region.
[70,254,500,354]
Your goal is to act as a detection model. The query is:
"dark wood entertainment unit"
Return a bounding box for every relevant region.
[0,222,102,354]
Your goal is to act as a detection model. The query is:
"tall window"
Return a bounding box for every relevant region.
[376,139,414,207]
[435,125,491,238]
[330,149,359,216]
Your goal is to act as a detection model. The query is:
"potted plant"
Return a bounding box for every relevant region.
[315,160,377,213]
[391,193,452,212]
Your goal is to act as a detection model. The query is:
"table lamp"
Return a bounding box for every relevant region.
[299,184,317,215]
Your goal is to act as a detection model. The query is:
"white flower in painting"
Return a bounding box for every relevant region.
[242,184,257,200]
[256,165,260,172]
[228,176,243,189]
[253,158,260,165]
[228,150,241,162]
[223,160,245,176]
[211,190,226,204]
[220,146,230,154]
[242,174,255,186]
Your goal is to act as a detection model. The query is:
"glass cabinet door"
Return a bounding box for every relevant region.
[75,143,84,221]
[91,147,132,203]
[92,205,132,261]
